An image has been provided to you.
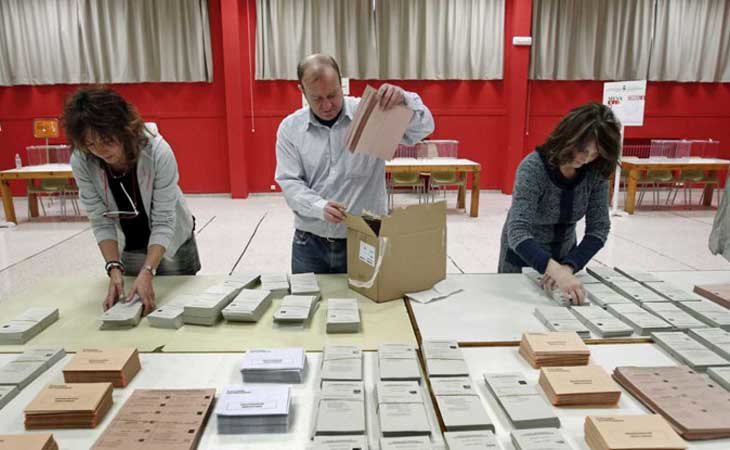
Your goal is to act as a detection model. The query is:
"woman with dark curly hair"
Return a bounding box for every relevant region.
[498,102,621,304]
[64,86,200,315]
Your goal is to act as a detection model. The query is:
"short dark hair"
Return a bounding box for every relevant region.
[537,102,622,178]
[297,54,342,85]
[62,86,148,164]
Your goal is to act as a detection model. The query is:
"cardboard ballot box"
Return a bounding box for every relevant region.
[345,202,446,302]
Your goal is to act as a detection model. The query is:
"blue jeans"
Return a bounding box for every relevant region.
[291,230,347,274]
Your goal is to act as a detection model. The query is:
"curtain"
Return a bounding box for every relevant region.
[0,0,213,85]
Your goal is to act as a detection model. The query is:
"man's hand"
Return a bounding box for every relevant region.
[104,268,125,311]
[324,201,347,224]
[545,260,586,305]
[127,271,156,315]
[377,84,406,110]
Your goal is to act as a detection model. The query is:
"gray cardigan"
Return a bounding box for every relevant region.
[498,151,611,273]
[71,124,194,260]
[709,175,730,261]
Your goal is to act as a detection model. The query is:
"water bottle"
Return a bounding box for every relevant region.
[14,153,22,169]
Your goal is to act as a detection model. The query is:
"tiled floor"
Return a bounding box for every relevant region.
[0,190,728,301]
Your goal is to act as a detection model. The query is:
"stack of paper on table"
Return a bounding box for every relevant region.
[483,372,560,429]
[146,293,190,329]
[518,332,590,368]
[422,340,469,377]
[91,388,215,449]
[688,327,730,360]
[376,381,431,437]
[676,299,730,329]
[326,298,360,333]
[647,284,705,302]
[613,365,730,439]
[223,272,260,290]
[511,428,574,450]
[62,348,141,387]
[289,272,321,295]
[273,295,319,324]
[694,284,730,308]
[321,345,363,382]
[405,279,464,304]
[642,303,708,330]
[586,267,633,285]
[707,366,730,391]
[611,281,671,304]
[584,415,687,450]
[538,366,621,406]
[444,430,503,450]
[0,433,58,450]
[606,303,673,336]
[430,377,493,432]
[613,267,665,284]
[584,284,633,308]
[380,436,431,450]
[222,289,273,322]
[570,305,634,338]
[310,435,368,450]
[0,307,59,344]
[0,386,19,410]
[260,273,290,296]
[534,306,590,338]
[651,331,730,371]
[345,85,414,161]
[240,347,306,383]
[315,381,366,436]
[24,382,113,429]
[378,343,421,382]
[215,384,291,434]
[0,347,66,390]
[182,289,236,326]
[100,299,142,330]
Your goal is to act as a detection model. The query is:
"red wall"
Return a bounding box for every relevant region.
[1,0,728,197]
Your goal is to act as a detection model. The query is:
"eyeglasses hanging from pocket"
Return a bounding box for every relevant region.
[103,182,139,219]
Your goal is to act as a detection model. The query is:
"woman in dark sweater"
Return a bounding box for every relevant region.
[498,102,621,304]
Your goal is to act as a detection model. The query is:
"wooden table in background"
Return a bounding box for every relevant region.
[0,163,73,223]
[385,158,482,217]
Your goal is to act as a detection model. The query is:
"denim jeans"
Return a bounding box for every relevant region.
[291,229,347,274]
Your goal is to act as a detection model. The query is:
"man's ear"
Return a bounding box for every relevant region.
[298,84,304,94]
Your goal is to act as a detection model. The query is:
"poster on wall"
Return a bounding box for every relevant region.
[602,80,647,127]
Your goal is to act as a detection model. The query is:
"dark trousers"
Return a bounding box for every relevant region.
[291,229,347,274]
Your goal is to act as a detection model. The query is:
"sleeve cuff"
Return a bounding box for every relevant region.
[515,239,552,274]
[562,235,605,272]
[313,198,329,220]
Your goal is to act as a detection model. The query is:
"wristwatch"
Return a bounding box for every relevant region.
[143,265,157,276]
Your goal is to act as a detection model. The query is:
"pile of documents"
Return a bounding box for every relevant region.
[688,327,730,360]
[651,332,729,371]
[376,381,431,437]
[606,303,673,336]
[0,307,59,344]
[694,284,730,308]
[240,347,306,383]
[314,381,366,436]
[444,431,502,450]
[62,348,141,387]
[518,332,590,368]
[430,377,493,432]
[310,436,368,450]
[326,298,360,333]
[215,384,291,434]
[538,366,621,406]
[0,386,18,410]
[614,267,665,284]
[321,345,363,382]
[91,388,215,449]
[707,366,730,391]
[587,267,633,285]
[613,365,730,439]
[676,299,730,329]
[533,306,590,338]
[404,279,464,304]
[224,272,260,290]
[181,284,239,326]
[483,372,560,429]
[0,433,58,450]
[146,294,188,329]
[584,284,633,308]
[289,272,320,295]
[273,295,319,324]
[570,305,633,338]
[610,282,670,304]
[647,284,705,302]
[100,298,142,330]
[584,415,687,450]
[642,303,708,330]
[0,347,65,390]
[24,382,113,429]
[222,289,273,322]
[260,273,290,296]
[378,343,421,382]
[380,436,431,450]
[422,340,469,377]
[511,428,573,450]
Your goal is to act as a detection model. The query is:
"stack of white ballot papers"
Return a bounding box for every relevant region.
[376,381,431,437]
[606,303,673,336]
[0,347,65,391]
[404,279,464,304]
[533,306,590,338]
[613,267,664,284]
[584,284,633,307]
[0,307,59,344]
[215,384,291,434]
[314,381,366,436]
[260,273,290,295]
[289,272,320,295]
[273,295,319,324]
[146,293,192,329]
[309,435,368,450]
[0,385,19,410]
[380,436,432,450]
[586,267,633,286]
[422,340,469,377]
[326,298,360,333]
[677,299,730,329]
[641,302,707,330]
[483,372,560,429]
[182,286,238,326]
[444,430,503,450]
[378,343,421,382]
[222,289,273,322]
[223,272,260,290]
[240,347,306,383]
[651,331,730,371]
[321,345,363,382]
[570,305,633,338]
[511,428,574,450]
[688,327,730,360]
[430,377,494,432]
[610,282,670,304]
[100,299,142,330]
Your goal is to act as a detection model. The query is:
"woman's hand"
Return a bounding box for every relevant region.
[104,268,125,311]
[127,271,156,315]
[545,260,585,305]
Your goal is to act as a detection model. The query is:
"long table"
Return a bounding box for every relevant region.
[385,158,481,217]
[0,163,74,223]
